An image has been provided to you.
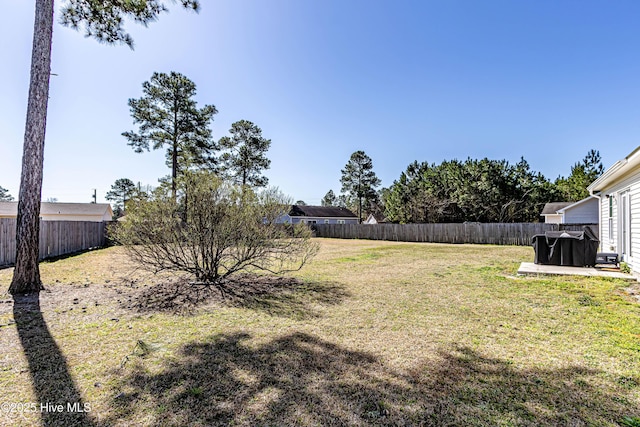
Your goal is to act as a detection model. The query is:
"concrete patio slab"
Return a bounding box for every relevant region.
[517,262,636,281]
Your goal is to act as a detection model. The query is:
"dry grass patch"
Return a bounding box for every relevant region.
[0,240,638,426]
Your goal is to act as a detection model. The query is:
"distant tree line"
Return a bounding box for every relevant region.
[382,149,603,223]
[383,157,550,223]
[322,149,604,224]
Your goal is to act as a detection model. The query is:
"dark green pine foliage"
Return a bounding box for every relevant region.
[219,120,272,188]
[60,0,200,48]
[321,190,338,206]
[0,186,14,201]
[555,149,604,202]
[384,157,556,224]
[340,151,381,222]
[105,178,136,217]
[123,72,218,198]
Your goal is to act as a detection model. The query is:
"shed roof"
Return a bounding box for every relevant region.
[289,205,357,218]
[541,202,572,215]
[0,202,113,217]
[556,196,598,213]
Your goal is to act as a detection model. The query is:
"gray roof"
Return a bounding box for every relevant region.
[541,202,573,215]
[0,202,112,217]
[556,196,598,213]
[289,205,357,218]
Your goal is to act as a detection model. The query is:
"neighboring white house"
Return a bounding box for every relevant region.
[540,196,599,224]
[588,146,640,272]
[278,205,358,224]
[0,202,113,222]
[363,213,387,224]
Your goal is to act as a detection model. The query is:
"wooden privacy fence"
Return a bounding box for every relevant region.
[314,223,599,246]
[0,219,107,267]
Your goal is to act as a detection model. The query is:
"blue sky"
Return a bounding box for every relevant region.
[1,1,638,205]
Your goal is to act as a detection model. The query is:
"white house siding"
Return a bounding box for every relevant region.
[612,194,619,254]
[290,216,358,225]
[278,214,292,223]
[275,214,358,225]
[630,183,640,266]
[544,214,563,224]
[561,198,599,223]
[596,169,640,269]
[599,196,613,252]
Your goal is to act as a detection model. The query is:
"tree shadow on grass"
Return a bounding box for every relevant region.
[128,275,349,319]
[12,294,94,427]
[104,332,638,426]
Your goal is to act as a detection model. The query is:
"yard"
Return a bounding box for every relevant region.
[0,239,639,426]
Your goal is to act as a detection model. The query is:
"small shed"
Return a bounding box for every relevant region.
[0,202,113,222]
[540,196,598,224]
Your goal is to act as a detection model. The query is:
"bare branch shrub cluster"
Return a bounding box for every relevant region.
[110,171,318,286]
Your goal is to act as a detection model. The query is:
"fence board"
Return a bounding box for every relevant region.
[314,223,599,246]
[0,219,107,267]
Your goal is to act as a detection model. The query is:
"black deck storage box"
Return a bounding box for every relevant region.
[595,252,619,266]
[532,227,599,267]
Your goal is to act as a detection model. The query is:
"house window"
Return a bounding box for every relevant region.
[324,219,330,224]
[609,195,613,217]
[608,196,614,243]
[337,219,345,224]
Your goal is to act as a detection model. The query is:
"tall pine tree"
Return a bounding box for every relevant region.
[219,120,272,189]
[105,178,136,217]
[340,151,381,222]
[123,72,217,200]
[321,190,338,206]
[11,0,201,294]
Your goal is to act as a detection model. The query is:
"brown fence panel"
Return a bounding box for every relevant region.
[314,223,598,246]
[0,219,17,267]
[0,219,106,267]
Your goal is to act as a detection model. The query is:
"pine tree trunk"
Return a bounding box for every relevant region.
[9,0,54,295]
[171,104,178,201]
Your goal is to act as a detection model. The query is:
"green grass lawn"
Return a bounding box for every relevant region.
[0,239,639,426]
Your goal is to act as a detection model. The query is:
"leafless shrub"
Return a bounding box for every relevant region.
[110,171,318,286]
